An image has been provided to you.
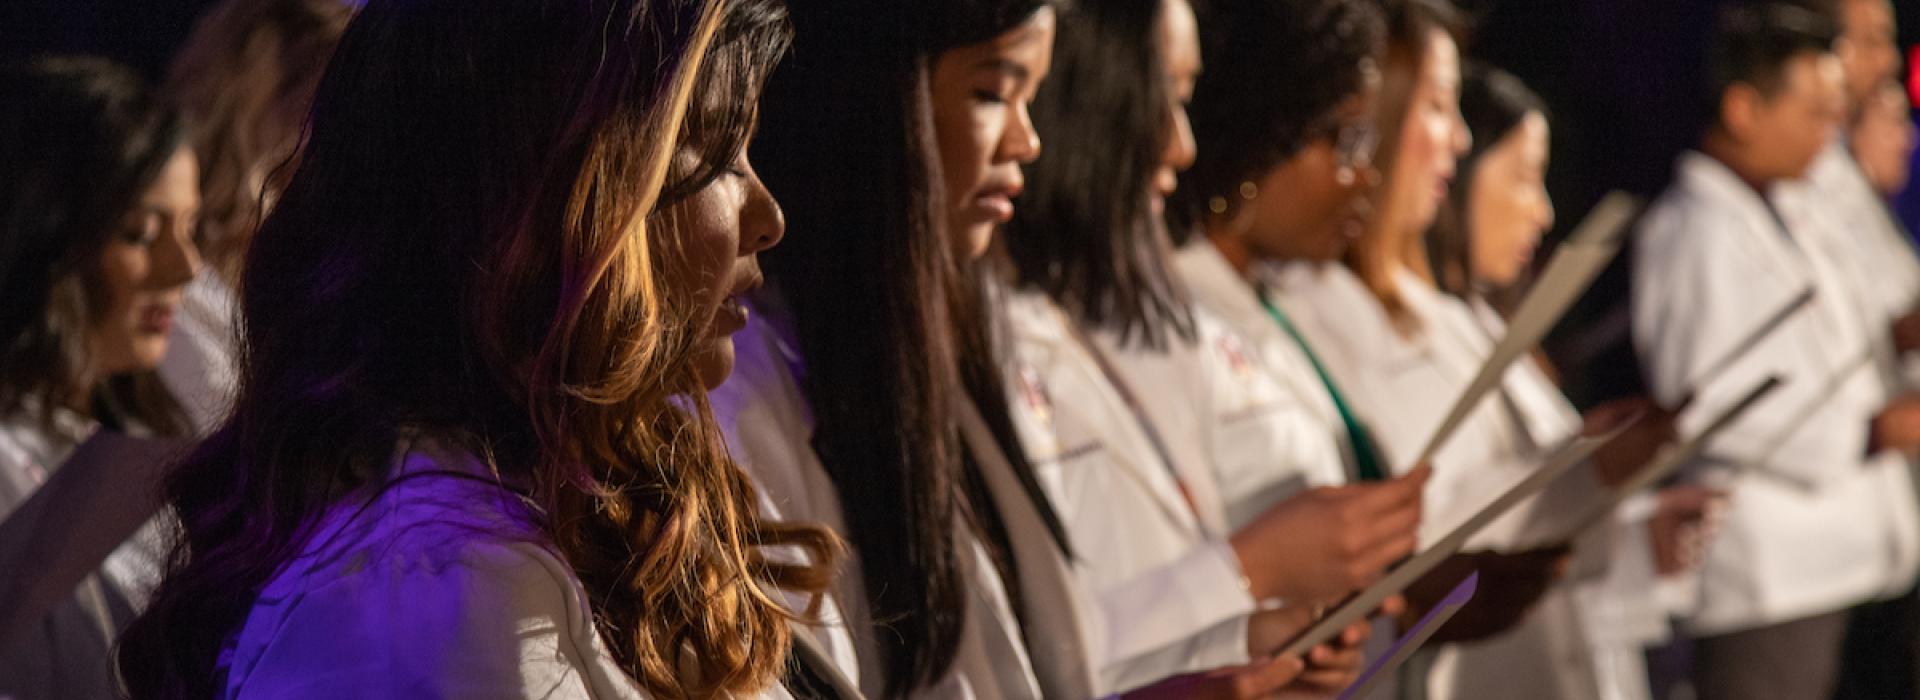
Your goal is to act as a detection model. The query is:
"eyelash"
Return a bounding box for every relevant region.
[973,89,1008,105]
[122,220,161,246]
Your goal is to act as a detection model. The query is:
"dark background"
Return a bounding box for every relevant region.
[6,0,1919,405]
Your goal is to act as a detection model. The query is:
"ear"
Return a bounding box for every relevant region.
[1720,83,1764,142]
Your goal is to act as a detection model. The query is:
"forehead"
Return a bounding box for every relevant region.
[1158,0,1201,73]
[963,7,1056,63]
[1783,52,1846,92]
[1425,30,1460,82]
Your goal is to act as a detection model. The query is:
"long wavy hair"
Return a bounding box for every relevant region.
[1002,0,1195,351]
[0,56,190,437]
[1342,0,1461,330]
[164,0,353,283]
[115,0,833,697]
[749,0,1067,694]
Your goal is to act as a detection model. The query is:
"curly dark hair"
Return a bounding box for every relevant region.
[1168,0,1386,243]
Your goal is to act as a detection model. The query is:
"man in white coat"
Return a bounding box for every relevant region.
[1633,4,1920,698]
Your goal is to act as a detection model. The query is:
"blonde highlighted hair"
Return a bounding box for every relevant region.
[119,0,832,697]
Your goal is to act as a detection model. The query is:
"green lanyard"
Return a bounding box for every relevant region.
[1256,289,1387,482]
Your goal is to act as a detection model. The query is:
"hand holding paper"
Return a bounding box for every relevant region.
[1276,420,1636,658]
[1229,465,1429,605]
[1548,375,1782,542]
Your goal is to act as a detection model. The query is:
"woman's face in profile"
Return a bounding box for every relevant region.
[674,142,787,391]
[91,145,202,377]
[928,8,1056,261]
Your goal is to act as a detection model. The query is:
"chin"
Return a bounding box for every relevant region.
[131,340,170,373]
[959,222,995,261]
[693,338,737,392]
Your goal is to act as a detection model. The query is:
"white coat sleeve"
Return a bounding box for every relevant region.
[1094,540,1253,692]
[228,540,638,700]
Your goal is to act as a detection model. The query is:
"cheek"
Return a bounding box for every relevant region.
[93,243,148,317]
[672,195,743,307]
[933,108,997,201]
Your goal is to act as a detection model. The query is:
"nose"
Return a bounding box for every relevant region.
[1451,110,1472,157]
[153,216,202,288]
[1164,100,1197,173]
[1538,189,1556,232]
[1002,101,1043,165]
[739,165,785,256]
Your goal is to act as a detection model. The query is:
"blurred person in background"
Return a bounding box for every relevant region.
[1850,81,1915,197]
[1634,3,1920,698]
[1429,63,1707,700]
[1271,0,1668,697]
[159,0,352,433]
[1797,2,1920,698]
[996,0,1400,694]
[0,55,200,700]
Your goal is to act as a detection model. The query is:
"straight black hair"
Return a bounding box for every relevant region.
[1706,0,1840,121]
[749,0,1068,695]
[1002,0,1194,350]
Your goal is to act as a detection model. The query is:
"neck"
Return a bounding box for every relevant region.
[1700,130,1779,195]
[1203,227,1257,279]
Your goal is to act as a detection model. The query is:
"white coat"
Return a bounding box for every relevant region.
[1172,242,1354,529]
[0,407,165,700]
[711,311,1075,699]
[1632,151,1920,636]
[997,288,1261,693]
[158,272,240,435]
[1175,242,1411,700]
[217,436,847,700]
[1274,262,1605,700]
[1786,143,1920,392]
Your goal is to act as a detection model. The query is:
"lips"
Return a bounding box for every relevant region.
[714,269,763,336]
[136,302,175,335]
[972,180,1025,224]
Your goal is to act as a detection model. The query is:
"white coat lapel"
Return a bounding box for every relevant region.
[1009,295,1205,538]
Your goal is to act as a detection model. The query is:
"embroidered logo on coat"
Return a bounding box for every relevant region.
[1017,364,1054,428]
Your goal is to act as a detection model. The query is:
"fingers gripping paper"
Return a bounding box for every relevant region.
[1554,376,1783,542]
[1278,420,1635,658]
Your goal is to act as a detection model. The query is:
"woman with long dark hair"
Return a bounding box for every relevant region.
[1270,2,1661,697]
[0,55,200,700]
[994,0,1418,694]
[1429,63,1711,700]
[714,1,1095,696]
[158,0,354,433]
[115,0,839,697]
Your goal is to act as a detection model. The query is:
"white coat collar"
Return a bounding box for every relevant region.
[1001,290,1214,538]
[1175,244,1345,432]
